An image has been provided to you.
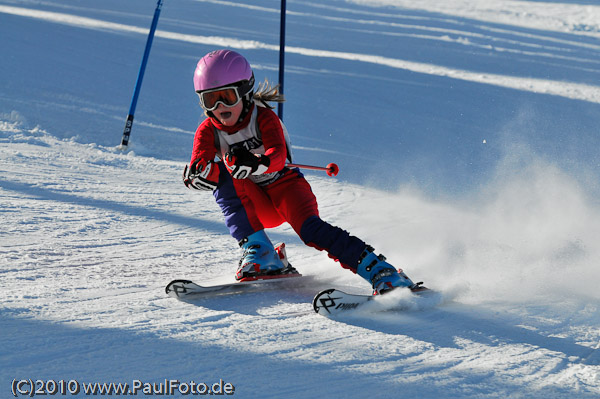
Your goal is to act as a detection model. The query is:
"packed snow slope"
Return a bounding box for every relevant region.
[1,0,599,398]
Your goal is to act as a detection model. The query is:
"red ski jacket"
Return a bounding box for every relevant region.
[190,104,290,180]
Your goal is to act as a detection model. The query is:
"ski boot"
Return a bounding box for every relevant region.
[236,230,298,281]
[356,246,426,295]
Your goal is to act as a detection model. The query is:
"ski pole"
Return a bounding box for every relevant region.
[287,162,339,177]
[277,0,286,121]
[119,0,164,149]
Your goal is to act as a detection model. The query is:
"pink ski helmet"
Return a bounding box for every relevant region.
[193,49,254,94]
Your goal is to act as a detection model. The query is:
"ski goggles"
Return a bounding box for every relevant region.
[197,86,242,111]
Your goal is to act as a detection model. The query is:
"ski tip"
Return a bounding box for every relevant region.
[313,288,371,315]
[165,279,193,296]
[313,285,437,316]
[312,288,337,314]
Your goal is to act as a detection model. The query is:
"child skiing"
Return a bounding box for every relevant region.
[183,49,424,295]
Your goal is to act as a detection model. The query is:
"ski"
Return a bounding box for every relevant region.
[166,273,305,299]
[312,287,434,316]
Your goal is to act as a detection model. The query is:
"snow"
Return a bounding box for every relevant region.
[1,0,599,397]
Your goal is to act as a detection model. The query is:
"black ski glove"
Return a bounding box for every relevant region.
[183,159,219,191]
[224,146,270,179]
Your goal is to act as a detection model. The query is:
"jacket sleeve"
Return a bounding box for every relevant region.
[190,119,218,165]
[256,107,288,173]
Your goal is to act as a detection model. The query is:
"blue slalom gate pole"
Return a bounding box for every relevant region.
[120,0,164,148]
[277,0,286,121]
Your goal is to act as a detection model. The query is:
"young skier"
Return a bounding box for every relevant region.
[183,49,424,295]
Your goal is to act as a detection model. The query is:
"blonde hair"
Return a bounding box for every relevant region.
[253,78,285,109]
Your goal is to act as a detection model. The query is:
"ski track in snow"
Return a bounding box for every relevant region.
[1,0,600,397]
[2,4,600,104]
